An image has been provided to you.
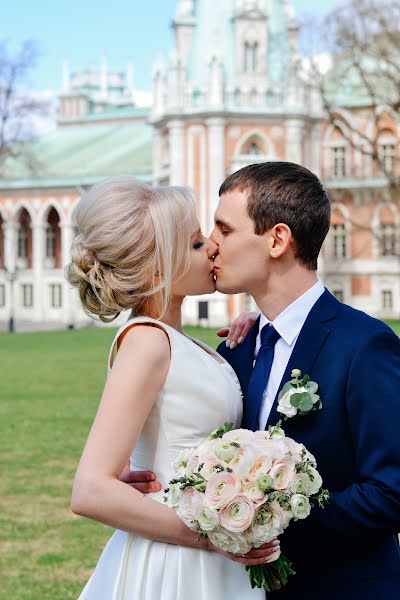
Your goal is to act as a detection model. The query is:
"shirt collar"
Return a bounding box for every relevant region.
[259,280,325,346]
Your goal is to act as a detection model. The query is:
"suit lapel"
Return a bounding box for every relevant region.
[266,290,339,427]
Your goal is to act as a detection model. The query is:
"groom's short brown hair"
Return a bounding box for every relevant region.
[219,162,331,270]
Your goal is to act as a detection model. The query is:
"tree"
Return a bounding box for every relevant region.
[304,0,400,190]
[0,40,49,174]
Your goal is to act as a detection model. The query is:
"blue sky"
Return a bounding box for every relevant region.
[2,0,340,92]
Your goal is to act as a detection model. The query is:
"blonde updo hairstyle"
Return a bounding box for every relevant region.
[66,176,195,322]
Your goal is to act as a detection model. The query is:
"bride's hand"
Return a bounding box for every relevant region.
[119,465,162,493]
[209,538,281,566]
[216,311,259,349]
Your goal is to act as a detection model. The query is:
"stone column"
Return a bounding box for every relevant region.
[168,119,185,186]
[3,221,17,325]
[286,119,304,164]
[153,128,163,185]
[61,222,75,327]
[33,223,46,322]
[207,117,225,233]
[310,123,322,176]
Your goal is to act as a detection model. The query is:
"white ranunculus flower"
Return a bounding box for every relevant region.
[196,439,217,460]
[172,448,196,477]
[270,501,292,534]
[243,480,266,503]
[277,388,301,418]
[208,527,251,555]
[177,486,203,529]
[307,466,323,495]
[301,446,317,467]
[229,444,256,479]
[222,429,255,445]
[290,472,312,495]
[245,521,276,547]
[165,482,181,508]
[214,440,237,463]
[290,494,311,520]
[197,505,220,531]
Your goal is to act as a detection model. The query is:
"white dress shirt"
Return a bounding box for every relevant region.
[256,280,325,430]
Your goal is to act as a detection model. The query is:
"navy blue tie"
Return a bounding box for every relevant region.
[242,325,280,431]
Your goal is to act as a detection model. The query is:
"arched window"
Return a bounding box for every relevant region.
[45,207,61,268]
[376,204,398,257]
[378,131,396,175]
[244,42,258,74]
[17,208,32,268]
[0,214,4,269]
[331,207,348,259]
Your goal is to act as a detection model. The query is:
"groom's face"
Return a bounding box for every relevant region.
[210,189,270,295]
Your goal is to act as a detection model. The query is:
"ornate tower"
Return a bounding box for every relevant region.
[152,0,324,323]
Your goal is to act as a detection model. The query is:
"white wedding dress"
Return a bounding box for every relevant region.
[78,317,264,600]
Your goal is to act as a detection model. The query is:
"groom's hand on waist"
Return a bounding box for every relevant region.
[119,466,162,493]
[216,311,258,349]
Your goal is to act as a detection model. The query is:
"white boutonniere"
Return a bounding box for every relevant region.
[277,369,322,420]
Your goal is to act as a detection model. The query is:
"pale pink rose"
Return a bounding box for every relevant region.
[242,481,266,504]
[186,453,201,476]
[248,454,273,482]
[208,527,251,555]
[219,494,256,533]
[270,500,292,534]
[229,444,256,479]
[177,486,203,529]
[222,429,255,445]
[269,458,296,490]
[204,472,241,509]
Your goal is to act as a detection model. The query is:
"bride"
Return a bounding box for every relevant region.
[67,176,278,600]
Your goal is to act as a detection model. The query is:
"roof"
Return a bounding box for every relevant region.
[0,118,154,190]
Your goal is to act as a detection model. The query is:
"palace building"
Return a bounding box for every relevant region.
[0,0,399,330]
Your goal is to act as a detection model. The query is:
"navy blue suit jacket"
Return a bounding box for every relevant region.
[218,289,400,599]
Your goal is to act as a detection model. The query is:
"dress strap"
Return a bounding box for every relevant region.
[107,317,172,370]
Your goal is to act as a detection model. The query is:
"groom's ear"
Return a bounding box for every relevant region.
[268,223,293,259]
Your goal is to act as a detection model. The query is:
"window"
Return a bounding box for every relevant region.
[382,290,393,310]
[18,227,28,259]
[379,144,395,174]
[22,284,33,308]
[332,146,346,178]
[247,142,262,155]
[332,289,344,302]
[46,226,56,259]
[50,284,62,308]
[0,284,5,307]
[379,223,397,256]
[332,223,347,258]
[244,42,258,74]
[198,301,208,320]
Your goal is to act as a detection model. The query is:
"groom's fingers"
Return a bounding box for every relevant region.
[127,481,163,493]
[216,327,229,338]
[120,469,156,483]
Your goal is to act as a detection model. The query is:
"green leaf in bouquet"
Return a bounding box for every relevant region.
[278,382,293,399]
[310,392,320,405]
[289,392,308,408]
[301,374,310,385]
[306,380,318,394]
[299,394,313,412]
[209,421,234,439]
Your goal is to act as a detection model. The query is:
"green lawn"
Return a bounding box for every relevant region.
[0,321,399,599]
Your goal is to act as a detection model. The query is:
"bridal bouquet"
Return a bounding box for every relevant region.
[164,421,329,592]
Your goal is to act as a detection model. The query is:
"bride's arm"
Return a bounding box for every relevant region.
[72,324,279,564]
[71,324,205,549]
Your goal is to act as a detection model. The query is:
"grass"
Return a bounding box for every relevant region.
[0,320,399,599]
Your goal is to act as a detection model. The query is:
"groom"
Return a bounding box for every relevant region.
[210,161,400,599]
[124,161,400,599]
